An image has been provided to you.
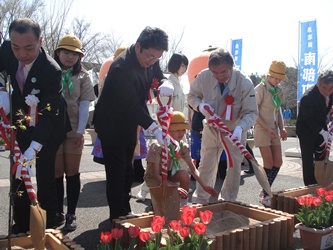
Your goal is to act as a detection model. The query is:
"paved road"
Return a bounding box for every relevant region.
[0,133,308,249]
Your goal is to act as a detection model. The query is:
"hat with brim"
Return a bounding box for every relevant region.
[169,111,190,131]
[56,34,84,57]
[267,60,287,80]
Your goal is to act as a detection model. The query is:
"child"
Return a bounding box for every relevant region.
[144,111,218,206]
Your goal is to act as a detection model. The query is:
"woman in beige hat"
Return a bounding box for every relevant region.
[253,60,288,207]
[54,34,96,231]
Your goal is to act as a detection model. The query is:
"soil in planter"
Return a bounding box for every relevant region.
[203,211,261,236]
[142,210,262,238]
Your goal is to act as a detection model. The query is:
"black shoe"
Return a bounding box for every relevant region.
[64,214,77,231]
[244,169,254,174]
[54,213,65,228]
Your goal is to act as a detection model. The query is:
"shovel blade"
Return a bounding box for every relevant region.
[315,160,333,187]
[30,203,46,250]
[150,181,180,222]
[250,159,273,197]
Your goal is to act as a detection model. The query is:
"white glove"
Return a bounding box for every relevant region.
[158,80,174,97]
[199,103,214,117]
[320,129,330,145]
[231,126,243,141]
[0,91,10,115]
[154,128,170,146]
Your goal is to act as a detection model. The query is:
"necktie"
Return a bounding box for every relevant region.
[326,96,330,107]
[219,82,225,95]
[61,69,73,94]
[16,62,25,93]
[268,86,282,109]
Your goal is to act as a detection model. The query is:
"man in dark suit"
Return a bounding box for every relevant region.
[93,26,173,221]
[296,70,333,185]
[0,18,69,233]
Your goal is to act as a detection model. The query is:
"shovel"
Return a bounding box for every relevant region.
[315,126,333,187]
[149,92,180,222]
[0,108,46,250]
[204,106,272,197]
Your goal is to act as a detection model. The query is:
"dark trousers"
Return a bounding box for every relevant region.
[299,136,325,186]
[12,145,58,230]
[101,142,135,221]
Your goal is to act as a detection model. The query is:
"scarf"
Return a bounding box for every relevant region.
[268,86,282,109]
[168,141,183,176]
[62,69,73,94]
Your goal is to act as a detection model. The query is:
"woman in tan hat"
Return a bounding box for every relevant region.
[53,34,96,231]
[143,111,218,207]
[253,60,288,207]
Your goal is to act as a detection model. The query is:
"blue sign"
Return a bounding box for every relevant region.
[231,39,242,71]
[298,20,318,102]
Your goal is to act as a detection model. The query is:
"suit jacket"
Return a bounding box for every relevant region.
[296,84,333,141]
[0,41,69,151]
[93,45,166,147]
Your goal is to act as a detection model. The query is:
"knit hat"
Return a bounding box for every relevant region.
[113,46,127,59]
[56,34,84,57]
[169,111,189,131]
[267,61,287,80]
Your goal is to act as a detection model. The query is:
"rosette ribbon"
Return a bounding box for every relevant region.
[148,77,160,104]
[25,94,39,127]
[222,94,234,121]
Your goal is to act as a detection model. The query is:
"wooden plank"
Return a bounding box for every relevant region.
[0,233,70,249]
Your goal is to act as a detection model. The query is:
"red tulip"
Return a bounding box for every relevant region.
[316,187,326,197]
[182,205,197,217]
[151,220,163,233]
[139,231,151,242]
[181,213,194,225]
[193,223,207,235]
[100,231,112,243]
[200,210,213,224]
[128,225,140,237]
[169,220,182,231]
[326,195,333,203]
[296,196,306,205]
[313,197,322,207]
[152,215,165,226]
[111,228,123,239]
[179,226,190,237]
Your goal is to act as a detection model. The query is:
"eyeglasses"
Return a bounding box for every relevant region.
[142,49,162,62]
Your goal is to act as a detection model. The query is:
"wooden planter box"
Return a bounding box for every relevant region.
[271,184,333,225]
[0,229,82,249]
[113,201,294,250]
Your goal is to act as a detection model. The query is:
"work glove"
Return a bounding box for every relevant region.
[199,103,214,117]
[231,126,243,142]
[0,90,10,115]
[158,80,174,97]
[154,128,170,146]
[320,129,330,145]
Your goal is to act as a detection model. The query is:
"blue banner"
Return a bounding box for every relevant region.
[231,39,242,71]
[298,20,318,102]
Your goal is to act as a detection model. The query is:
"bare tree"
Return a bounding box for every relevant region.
[159,27,185,72]
[0,0,44,40]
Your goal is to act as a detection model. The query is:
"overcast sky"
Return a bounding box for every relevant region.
[53,0,333,76]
